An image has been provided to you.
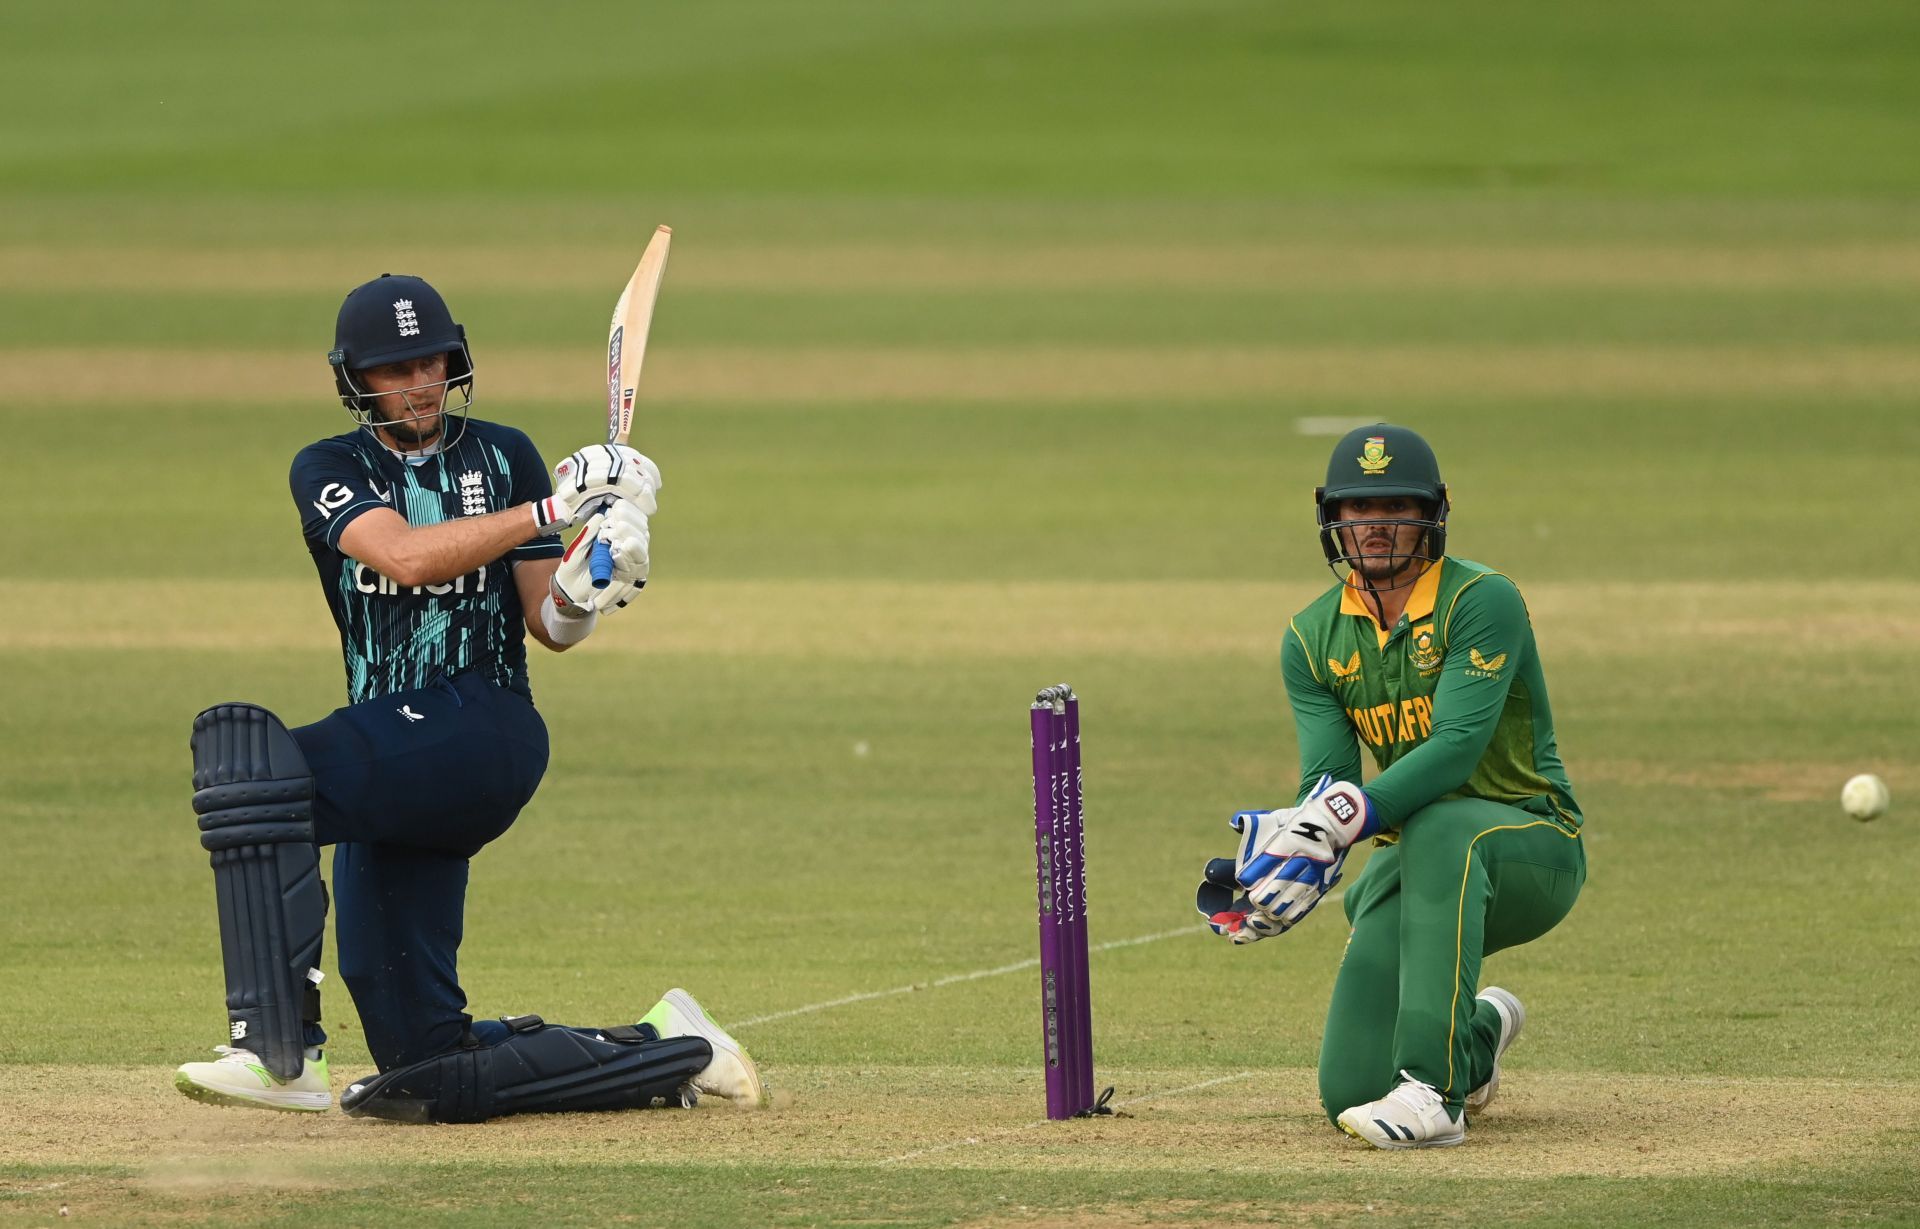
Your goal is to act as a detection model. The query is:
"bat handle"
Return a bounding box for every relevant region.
[589,538,614,589]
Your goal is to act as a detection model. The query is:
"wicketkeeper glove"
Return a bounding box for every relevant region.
[1231,775,1378,933]
[532,445,661,534]
[1195,857,1286,945]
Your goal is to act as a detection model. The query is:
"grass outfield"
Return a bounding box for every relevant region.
[5,0,1920,1225]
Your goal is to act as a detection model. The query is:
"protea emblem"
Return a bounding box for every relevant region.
[1409,625,1442,671]
[1358,436,1392,474]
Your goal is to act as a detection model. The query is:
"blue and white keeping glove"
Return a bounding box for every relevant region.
[1231,776,1379,934]
[1195,856,1288,945]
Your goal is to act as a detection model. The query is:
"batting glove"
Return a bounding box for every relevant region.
[1232,776,1378,932]
[532,445,661,534]
[551,507,644,615]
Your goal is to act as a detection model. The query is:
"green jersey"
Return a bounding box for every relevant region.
[1281,557,1580,834]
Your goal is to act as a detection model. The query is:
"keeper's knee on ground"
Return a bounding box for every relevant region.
[1320,1055,1393,1127]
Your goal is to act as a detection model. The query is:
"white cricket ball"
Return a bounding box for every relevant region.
[1840,773,1890,822]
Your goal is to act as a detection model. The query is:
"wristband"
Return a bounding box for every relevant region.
[531,498,566,535]
[541,593,597,646]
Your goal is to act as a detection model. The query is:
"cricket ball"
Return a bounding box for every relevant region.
[1840,773,1890,822]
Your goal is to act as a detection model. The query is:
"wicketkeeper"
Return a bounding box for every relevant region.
[1196,423,1586,1148]
[174,274,764,1121]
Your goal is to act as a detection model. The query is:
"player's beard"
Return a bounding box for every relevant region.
[1342,526,1425,589]
[1352,550,1419,587]
[377,401,445,450]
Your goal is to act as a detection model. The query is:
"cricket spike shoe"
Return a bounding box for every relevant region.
[640,988,767,1107]
[1465,986,1525,1117]
[174,1045,332,1112]
[1337,1071,1466,1149]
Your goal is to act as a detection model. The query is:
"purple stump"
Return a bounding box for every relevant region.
[1061,691,1094,1113]
[1032,684,1096,1119]
[1030,696,1069,1119]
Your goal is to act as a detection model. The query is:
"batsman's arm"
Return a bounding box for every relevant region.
[338,505,550,589]
[512,557,587,652]
[1281,624,1366,803]
[1360,574,1526,828]
[293,442,557,587]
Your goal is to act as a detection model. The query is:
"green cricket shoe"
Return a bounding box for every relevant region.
[640,988,767,1107]
[174,1045,333,1113]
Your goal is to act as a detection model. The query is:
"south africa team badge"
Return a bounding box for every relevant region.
[1409,624,1441,672]
[1358,436,1392,474]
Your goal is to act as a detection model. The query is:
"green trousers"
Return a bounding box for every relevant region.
[1317,797,1585,1123]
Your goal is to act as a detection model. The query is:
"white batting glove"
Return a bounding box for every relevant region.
[1233,777,1377,932]
[532,445,661,534]
[595,497,651,593]
[551,504,649,615]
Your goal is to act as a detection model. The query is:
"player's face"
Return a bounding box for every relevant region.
[1335,496,1427,584]
[359,352,451,449]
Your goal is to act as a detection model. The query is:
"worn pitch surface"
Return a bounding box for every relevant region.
[5,1,1920,1225]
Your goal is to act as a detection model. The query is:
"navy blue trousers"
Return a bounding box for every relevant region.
[291,671,548,1070]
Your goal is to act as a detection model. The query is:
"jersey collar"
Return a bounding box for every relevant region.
[1339,558,1443,630]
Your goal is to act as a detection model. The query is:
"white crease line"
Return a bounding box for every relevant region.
[880,1071,1258,1165]
[724,923,1208,1030]
[726,890,1347,1032]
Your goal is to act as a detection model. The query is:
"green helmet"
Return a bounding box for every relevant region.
[1314,423,1450,584]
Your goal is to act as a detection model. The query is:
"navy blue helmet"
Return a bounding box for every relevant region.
[327,274,475,442]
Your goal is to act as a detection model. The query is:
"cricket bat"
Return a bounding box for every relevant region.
[590,224,673,587]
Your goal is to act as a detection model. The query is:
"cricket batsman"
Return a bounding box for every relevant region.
[173,274,764,1121]
[1196,423,1585,1148]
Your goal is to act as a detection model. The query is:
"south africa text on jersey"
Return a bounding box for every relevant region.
[351,561,492,597]
[1349,696,1434,748]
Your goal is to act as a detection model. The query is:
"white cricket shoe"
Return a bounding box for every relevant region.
[642,988,767,1107]
[1338,1071,1465,1149]
[174,1045,332,1113]
[1465,986,1525,1117]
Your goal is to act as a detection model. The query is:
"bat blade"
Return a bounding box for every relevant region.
[593,223,672,588]
[606,223,673,446]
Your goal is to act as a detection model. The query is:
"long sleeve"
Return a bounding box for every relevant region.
[1361,575,1529,828]
[1281,621,1366,804]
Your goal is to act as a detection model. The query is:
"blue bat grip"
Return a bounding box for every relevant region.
[589,538,614,589]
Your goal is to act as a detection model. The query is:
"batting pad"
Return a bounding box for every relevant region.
[191,703,326,1082]
[341,1016,712,1123]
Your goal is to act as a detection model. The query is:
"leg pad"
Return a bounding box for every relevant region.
[192,703,326,1081]
[341,1016,712,1123]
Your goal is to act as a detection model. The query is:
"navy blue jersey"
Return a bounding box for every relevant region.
[290,419,564,704]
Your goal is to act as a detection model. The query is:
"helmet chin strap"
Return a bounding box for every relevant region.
[1323,516,1440,628]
